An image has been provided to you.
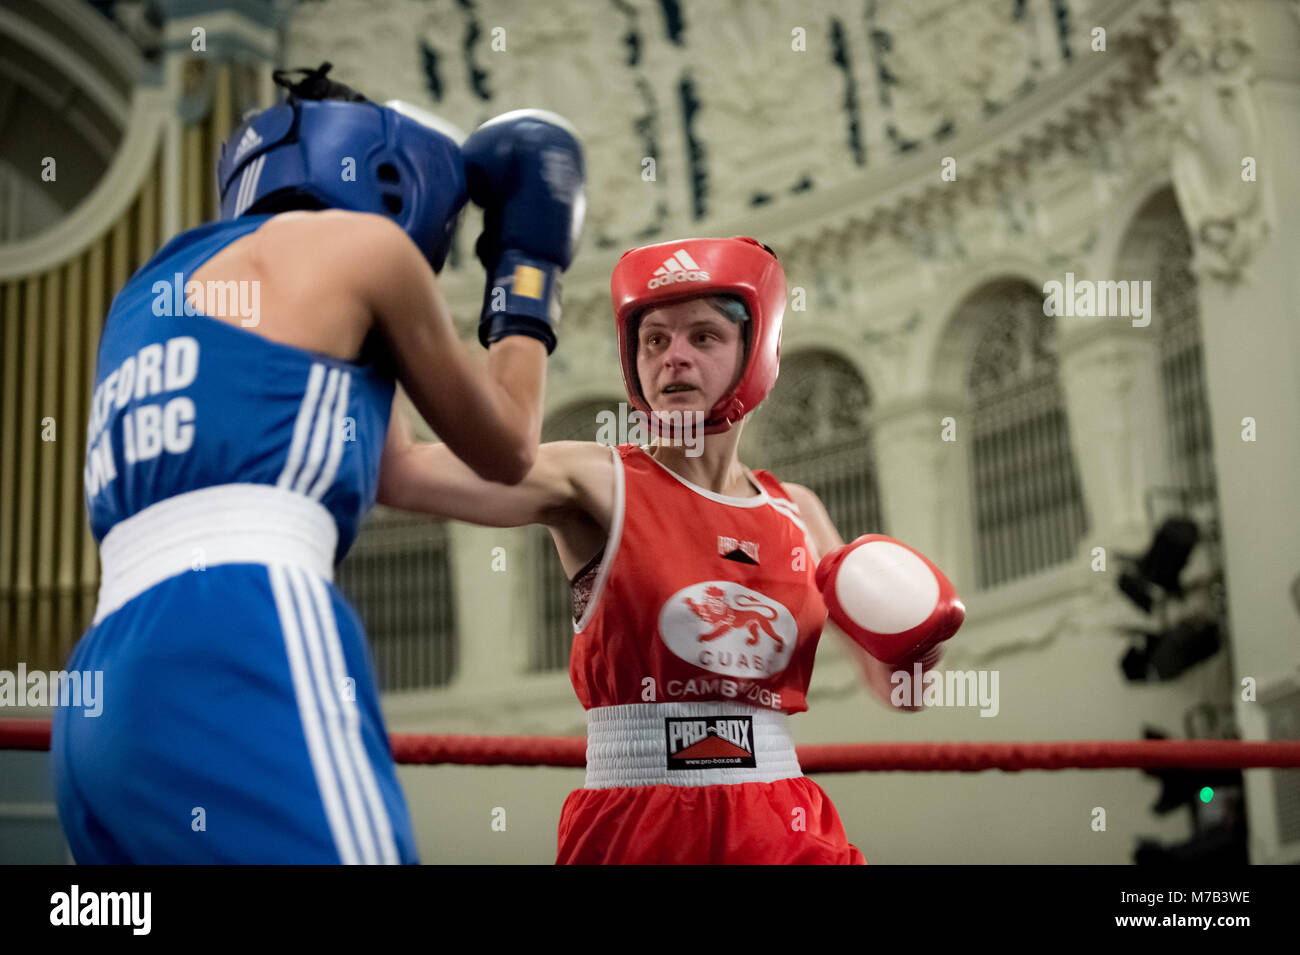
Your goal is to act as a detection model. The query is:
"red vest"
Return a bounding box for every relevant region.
[570,444,826,714]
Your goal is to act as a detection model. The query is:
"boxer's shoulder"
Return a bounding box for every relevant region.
[541,440,616,527]
[776,480,812,510]
[252,210,416,269]
[188,210,388,360]
[773,480,839,558]
[210,210,414,298]
[544,440,615,489]
[539,441,614,575]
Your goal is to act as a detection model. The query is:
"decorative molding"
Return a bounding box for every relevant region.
[0,8,133,128]
[286,0,1166,299]
[867,389,968,433]
[959,561,1098,650]
[157,0,292,28]
[1147,0,1272,283]
[658,2,1161,277]
[0,89,168,279]
[23,0,146,93]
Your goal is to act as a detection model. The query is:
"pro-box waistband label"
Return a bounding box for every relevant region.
[664,715,756,770]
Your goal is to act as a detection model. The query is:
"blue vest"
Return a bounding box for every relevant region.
[84,215,395,563]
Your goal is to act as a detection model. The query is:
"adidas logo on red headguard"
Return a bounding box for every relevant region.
[648,249,711,289]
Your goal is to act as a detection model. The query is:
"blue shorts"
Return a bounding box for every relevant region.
[51,562,417,864]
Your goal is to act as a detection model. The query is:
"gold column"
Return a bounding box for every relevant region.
[34,270,62,661]
[0,282,21,664]
[183,122,204,232]
[79,241,106,621]
[14,276,41,666]
[136,165,159,267]
[110,211,131,297]
[58,256,86,662]
[210,63,235,222]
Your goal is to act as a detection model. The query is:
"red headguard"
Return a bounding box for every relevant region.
[611,236,784,434]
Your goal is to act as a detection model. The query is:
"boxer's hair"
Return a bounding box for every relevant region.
[271,62,367,103]
[701,295,749,326]
[703,295,752,368]
[248,64,367,215]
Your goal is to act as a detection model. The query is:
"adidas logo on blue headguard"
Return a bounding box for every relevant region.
[216,63,469,271]
[232,127,263,164]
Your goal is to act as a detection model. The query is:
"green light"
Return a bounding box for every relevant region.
[1199,787,1214,803]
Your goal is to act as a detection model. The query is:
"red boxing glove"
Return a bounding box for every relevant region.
[816,534,965,666]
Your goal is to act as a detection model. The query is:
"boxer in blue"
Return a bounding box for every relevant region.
[51,64,585,863]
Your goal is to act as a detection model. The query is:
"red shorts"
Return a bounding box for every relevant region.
[556,776,866,865]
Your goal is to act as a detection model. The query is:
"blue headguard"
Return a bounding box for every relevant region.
[217,63,468,271]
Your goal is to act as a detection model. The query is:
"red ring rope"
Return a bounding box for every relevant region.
[3,719,1298,772]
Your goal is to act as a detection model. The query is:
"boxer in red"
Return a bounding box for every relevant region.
[380,237,964,864]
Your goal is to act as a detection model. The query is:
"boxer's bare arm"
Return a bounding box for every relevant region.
[191,214,543,485]
[783,482,915,711]
[378,401,614,531]
[345,215,546,486]
[191,211,544,485]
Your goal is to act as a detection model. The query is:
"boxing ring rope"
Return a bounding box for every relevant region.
[3,719,1299,771]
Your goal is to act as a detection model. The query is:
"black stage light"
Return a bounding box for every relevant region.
[1116,518,1200,612]
[1135,726,1248,864]
[1121,636,1156,681]
[1119,571,1155,614]
[1146,616,1221,680]
[1135,518,1200,598]
[1134,824,1248,865]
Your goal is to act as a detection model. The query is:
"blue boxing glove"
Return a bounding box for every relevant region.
[461,109,586,353]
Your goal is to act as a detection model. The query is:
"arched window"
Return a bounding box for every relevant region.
[964,284,1088,588]
[335,513,456,691]
[740,351,882,541]
[527,398,625,672]
[1120,190,1216,506]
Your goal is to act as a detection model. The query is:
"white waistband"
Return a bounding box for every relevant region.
[94,483,338,624]
[584,701,802,789]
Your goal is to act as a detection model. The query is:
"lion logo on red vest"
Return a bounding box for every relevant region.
[685,585,785,652]
[659,581,797,678]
